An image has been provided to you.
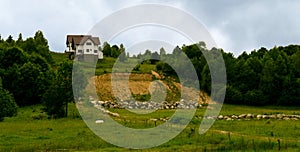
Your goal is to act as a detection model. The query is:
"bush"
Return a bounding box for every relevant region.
[224,86,242,104]
[243,89,267,105]
[0,78,18,121]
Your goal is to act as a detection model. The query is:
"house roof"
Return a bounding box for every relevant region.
[66,35,100,45]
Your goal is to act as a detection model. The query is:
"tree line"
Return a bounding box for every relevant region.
[0,31,299,120]
[104,41,299,106]
[154,42,300,106]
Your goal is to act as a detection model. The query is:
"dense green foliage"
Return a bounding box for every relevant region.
[0,78,17,121]
[42,61,74,117]
[0,32,54,106]
[155,43,300,106]
[102,42,127,61]
[0,31,83,119]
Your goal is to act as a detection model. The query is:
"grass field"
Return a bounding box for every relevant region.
[0,103,299,151]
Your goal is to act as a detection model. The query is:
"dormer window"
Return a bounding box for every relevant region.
[86,42,92,45]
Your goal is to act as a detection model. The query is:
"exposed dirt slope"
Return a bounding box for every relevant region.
[87,73,210,104]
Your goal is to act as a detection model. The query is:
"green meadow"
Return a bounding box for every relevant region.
[0,104,299,151]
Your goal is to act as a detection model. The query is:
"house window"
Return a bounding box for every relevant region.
[86,49,90,52]
[86,42,92,45]
[78,50,83,53]
[94,50,98,53]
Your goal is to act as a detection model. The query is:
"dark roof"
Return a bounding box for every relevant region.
[66,35,100,45]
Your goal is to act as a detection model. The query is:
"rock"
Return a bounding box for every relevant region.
[232,115,238,119]
[98,101,105,105]
[107,111,120,117]
[238,114,247,119]
[207,116,215,120]
[256,115,262,119]
[283,117,290,120]
[95,119,104,123]
[276,114,283,119]
[269,115,276,119]
[262,115,269,119]
[150,118,158,122]
[226,118,233,121]
[246,114,253,118]
[218,115,224,119]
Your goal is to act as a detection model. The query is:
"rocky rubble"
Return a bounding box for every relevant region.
[92,99,201,110]
[215,114,300,121]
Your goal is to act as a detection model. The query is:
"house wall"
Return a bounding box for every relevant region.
[66,37,103,60]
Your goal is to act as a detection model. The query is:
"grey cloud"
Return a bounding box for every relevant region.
[1,0,300,56]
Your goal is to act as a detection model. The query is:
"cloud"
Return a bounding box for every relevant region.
[1,0,300,56]
[184,0,300,55]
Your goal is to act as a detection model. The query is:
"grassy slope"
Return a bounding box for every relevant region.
[50,52,69,65]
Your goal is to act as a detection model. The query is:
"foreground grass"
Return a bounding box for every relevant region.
[0,104,299,151]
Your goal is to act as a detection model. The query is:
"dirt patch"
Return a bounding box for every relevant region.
[87,73,210,104]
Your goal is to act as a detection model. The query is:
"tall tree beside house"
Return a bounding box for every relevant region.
[43,61,74,117]
[102,42,111,57]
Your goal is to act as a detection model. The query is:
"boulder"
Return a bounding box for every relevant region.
[232,115,238,119]
[238,114,247,119]
[95,119,104,123]
[256,115,262,119]
[283,117,290,120]
[246,114,253,118]
[226,118,233,121]
[262,115,269,119]
[218,115,224,119]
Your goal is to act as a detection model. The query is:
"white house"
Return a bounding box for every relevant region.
[65,35,103,61]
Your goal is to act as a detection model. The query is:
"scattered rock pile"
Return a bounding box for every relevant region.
[92,99,201,110]
[215,114,300,121]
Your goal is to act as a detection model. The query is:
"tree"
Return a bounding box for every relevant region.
[34,30,48,47]
[118,44,127,62]
[6,35,14,45]
[72,63,88,101]
[259,55,276,104]
[0,78,18,121]
[43,61,74,117]
[159,47,166,56]
[150,51,160,64]
[111,45,120,57]
[0,47,27,69]
[243,89,266,105]
[42,81,66,118]
[102,42,111,57]
[16,33,23,45]
[224,85,242,104]
[13,61,53,106]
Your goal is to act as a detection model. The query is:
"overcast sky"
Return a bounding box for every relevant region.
[1,0,300,56]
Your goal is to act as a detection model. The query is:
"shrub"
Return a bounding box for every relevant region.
[0,78,18,121]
